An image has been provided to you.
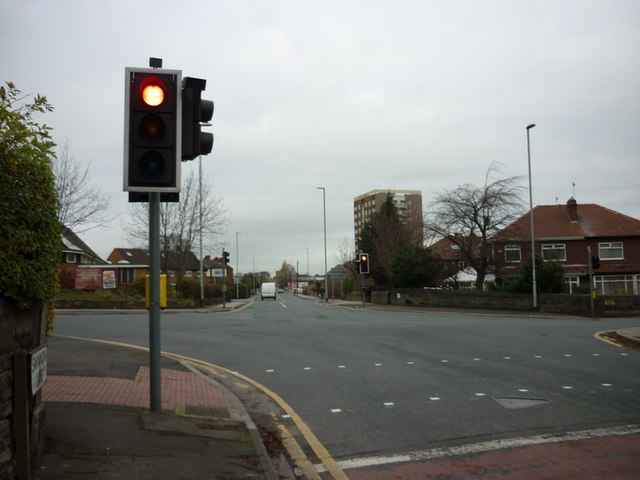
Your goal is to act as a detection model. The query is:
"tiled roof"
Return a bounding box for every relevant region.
[430,238,465,260]
[491,200,640,241]
[61,225,106,263]
[109,248,200,270]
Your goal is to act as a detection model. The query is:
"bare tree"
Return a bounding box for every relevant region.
[335,236,357,274]
[52,138,112,232]
[425,162,525,290]
[125,170,229,276]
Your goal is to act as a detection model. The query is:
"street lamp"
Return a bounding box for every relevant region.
[236,231,241,299]
[317,187,328,302]
[526,123,537,309]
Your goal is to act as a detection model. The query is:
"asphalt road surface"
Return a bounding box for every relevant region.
[54,294,640,478]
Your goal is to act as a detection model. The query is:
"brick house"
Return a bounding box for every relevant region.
[107,248,201,286]
[491,198,640,294]
[60,225,107,289]
[429,237,494,289]
[106,249,234,288]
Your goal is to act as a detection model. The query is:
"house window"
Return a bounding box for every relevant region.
[599,242,623,260]
[505,245,521,263]
[564,276,580,294]
[594,275,636,295]
[65,253,77,263]
[542,244,566,261]
[117,268,134,285]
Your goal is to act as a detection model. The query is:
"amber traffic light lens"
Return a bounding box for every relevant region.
[140,114,165,142]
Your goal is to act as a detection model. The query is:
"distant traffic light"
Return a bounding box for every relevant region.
[182,77,213,161]
[222,251,230,264]
[358,253,370,274]
[592,255,601,270]
[124,67,181,192]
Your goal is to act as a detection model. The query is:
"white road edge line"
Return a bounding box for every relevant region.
[315,424,640,473]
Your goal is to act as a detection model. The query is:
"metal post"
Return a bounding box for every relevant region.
[236,232,240,299]
[199,155,204,307]
[222,249,227,309]
[317,187,328,302]
[588,246,595,318]
[526,124,538,309]
[149,192,161,413]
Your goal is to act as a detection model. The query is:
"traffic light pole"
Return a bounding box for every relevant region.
[149,192,162,412]
[588,246,595,318]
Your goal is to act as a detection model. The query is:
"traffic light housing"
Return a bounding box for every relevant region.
[182,77,213,161]
[124,67,181,192]
[357,253,370,274]
[592,255,600,270]
[222,251,230,264]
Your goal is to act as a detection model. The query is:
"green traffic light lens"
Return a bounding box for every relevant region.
[139,152,165,179]
[140,114,165,143]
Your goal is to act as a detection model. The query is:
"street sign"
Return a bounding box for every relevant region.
[29,345,47,395]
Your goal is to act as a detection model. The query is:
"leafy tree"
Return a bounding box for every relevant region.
[275,261,296,288]
[389,245,441,288]
[426,162,524,290]
[0,82,60,308]
[504,255,565,293]
[358,194,418,286]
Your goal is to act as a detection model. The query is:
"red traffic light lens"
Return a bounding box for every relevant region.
[361,255,367,261]
[140,76,165,107]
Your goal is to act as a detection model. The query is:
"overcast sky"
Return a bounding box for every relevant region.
[3,0,639,276]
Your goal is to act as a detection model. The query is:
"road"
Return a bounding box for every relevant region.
[54,294,640,478]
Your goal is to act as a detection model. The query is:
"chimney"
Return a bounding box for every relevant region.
[566,197,578,222]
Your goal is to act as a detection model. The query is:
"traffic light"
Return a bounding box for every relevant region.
[358,253,370,274]
[124,67,181,192]
[182,77,213,161]
[222,251,230,264]
[592,256,600,270]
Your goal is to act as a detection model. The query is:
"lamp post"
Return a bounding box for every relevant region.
[526,123,537,309]
[317,187,328,302]
[236,232,241,299]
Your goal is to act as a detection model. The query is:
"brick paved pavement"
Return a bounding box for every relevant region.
[43,367,235,410]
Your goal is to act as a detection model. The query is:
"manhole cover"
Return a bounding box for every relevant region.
[493,396,551,409]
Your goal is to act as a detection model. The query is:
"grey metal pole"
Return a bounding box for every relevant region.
[526,124,538,309]
[317,187,328,302]
[149,192,161,413]
[199,155,204,306]
[236,232,240,298]
[588,246,595,318]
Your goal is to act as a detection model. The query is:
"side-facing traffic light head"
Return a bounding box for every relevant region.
[222,251,230,264]
[182,76,214,161]
[124,67,182,192]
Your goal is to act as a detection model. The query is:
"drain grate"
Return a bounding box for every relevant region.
[493,396,551,409]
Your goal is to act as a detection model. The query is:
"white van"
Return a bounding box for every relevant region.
[261,282,277,301]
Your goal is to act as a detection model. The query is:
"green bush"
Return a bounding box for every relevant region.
[0,82,60,309]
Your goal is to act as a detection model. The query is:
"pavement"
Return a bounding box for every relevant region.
[38,295,640,480]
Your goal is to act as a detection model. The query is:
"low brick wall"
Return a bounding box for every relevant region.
[375,289,640,317]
